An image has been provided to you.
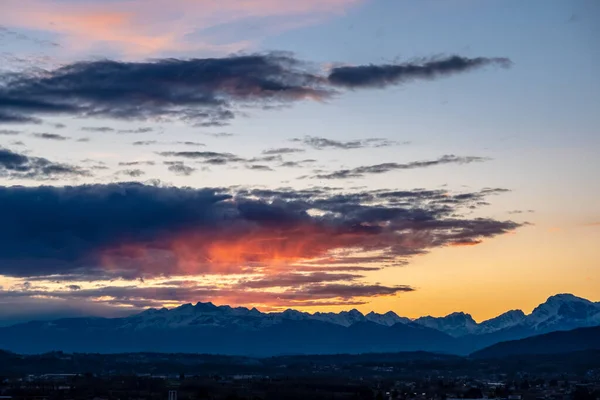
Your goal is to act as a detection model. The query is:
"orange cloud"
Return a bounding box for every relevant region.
[583,222,600,227]
[449,239,482,247]
[101,223,389,277]
[0,0,363,57]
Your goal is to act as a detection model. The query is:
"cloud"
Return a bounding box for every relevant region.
[165,161,196,176]
[0,54,329,126]
[0,183,523,310]
[0,0,362,57]
[118,127,154,134]
[175,141,205,147]
[132,140,157,146]
[32,132,69,141]
[0,147,90,180]
[328,56,512,89]
[118,169,145,178]
[0,54,510,126]
[280,159,316,168]
[247,164,274,171]
[159,151,245,165]
[0,129,21,135]
[0,281,410,312]
[0,111,41,124]
[582,222,600,227]
[0,183,520,282]
[82,126,115,133]
[237,272,361,289]
[0,25,60,47]
[313,155,488,179]
[262,147,305,155]
[293,136,403,150]
[118,161,155,166]
[203,132,235,138]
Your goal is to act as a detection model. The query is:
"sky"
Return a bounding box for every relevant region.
[0,0,598,326]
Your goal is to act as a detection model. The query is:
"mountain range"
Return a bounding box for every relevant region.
[0,293,598,356]
[471,325,600,358]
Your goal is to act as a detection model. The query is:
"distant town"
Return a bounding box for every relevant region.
[1,351,599,400]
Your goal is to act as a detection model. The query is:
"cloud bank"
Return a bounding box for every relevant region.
[0,54,511,127]
[0,183,519,280]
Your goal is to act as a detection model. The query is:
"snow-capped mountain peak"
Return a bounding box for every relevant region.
[365,311,410,326]
[478,309,526,334]
[414,312,479,337]
[310,309,367,327]
[526,293,600,330]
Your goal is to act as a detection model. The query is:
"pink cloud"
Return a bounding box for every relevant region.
[0,0,363,58]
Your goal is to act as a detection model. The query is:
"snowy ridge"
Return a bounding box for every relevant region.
[411,294,600,337]
[414,312,479,337]
[124,293,600,336]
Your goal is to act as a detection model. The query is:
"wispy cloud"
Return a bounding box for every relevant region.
[0,147,90,180]
[0,0,362,57]
[328,56,512,88]
[293,136,404,150]
[0,129,22,135]
[32,133,69,141]
[262,147,306,155]
[165,161,196,176]
[118,169,145,178]
[82,126,115,133]
[312,155,489,179]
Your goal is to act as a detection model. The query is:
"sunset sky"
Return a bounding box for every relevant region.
[0,0,598,325]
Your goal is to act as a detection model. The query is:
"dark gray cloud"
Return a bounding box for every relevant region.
[0,183,520,280]
[32,132,69,141]
[0,147,90,180]
[203,132,235,138]
[175,141,205,147]
[82,126,115,133]
[118,160,156,166]
[280,159,316,168]
[165,161,196,176]
[0,129,21,135]
[0,54,328,126]
[118,127,154,134]
[132,140,157,146]
[247,164,274,171]
[293,136,403,150]
[0,281,411,312]
[0,54,510,126]
[248,155,283,163]
[0,112,41,124]
[328,56,512,89]
[262,147,305,155]
[76,137,91,143]
[237,272,361,289]
[508,209,535,215]
[118,169,145,177]
[313,155,488,179]
[159,150,245,166]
